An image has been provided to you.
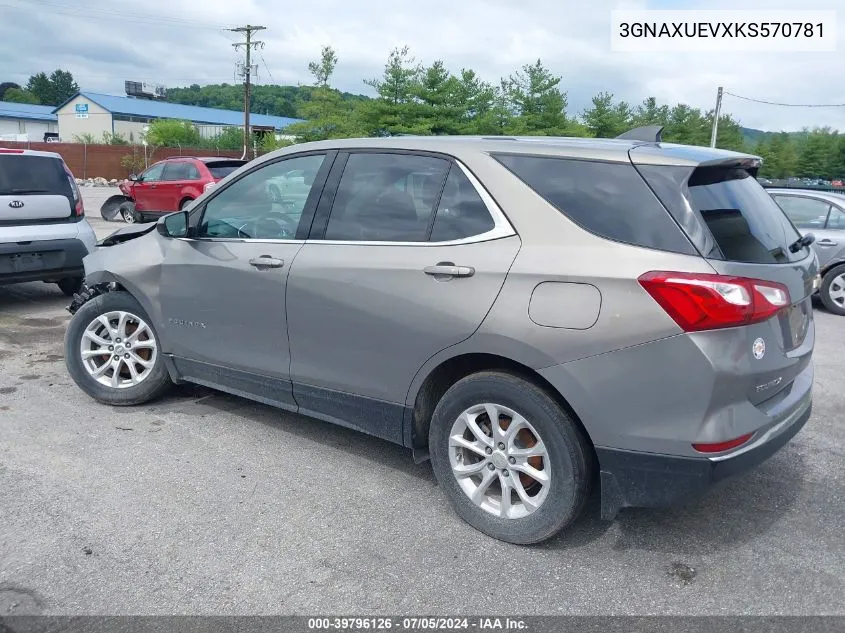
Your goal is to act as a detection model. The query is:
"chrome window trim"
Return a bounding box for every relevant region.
[181,158,516,246]
[310,159,516,247]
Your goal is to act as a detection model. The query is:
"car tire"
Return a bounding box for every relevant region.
[179,198,193,211]
[119,201,138,224]
[429,371,594,545]
[65,290,171,406]
[57,277,83,297]
[819,264,845,316]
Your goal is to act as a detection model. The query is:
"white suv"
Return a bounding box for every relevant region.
[0,148,97,295]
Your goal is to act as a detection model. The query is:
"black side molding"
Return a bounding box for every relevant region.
[616,125,664,143]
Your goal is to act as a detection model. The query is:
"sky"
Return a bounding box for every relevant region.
[1,0,843,132]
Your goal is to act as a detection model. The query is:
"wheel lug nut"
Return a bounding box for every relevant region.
[116,338,121,343]
[497,442,505,450]
[508,456,516,464]
[485,447,493,455]
[124,353,130,359]
[502,470,509,477]
[487,463,495,471]
[113,355,119,361]
[108,346,114,351]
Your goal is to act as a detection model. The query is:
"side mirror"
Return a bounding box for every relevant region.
[128,174,139,182]
[157,211,189,238]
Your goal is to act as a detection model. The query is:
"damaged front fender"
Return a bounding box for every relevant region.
[98,221,157,247]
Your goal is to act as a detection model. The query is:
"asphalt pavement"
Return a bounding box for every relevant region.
[0,188,843,615]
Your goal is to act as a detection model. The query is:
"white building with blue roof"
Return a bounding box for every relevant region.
[53,91,302,143]
[0,101,59,141]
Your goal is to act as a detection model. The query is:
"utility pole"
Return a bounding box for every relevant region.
[710,86,723,148]
[229,25,266,160]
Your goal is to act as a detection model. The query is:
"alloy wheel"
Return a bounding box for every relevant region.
[79,311,158,389]
[448,403,551,520]
[828,273,845,308]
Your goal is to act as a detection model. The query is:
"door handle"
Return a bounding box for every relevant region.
[249,256,284,269]
[817,239,838,246]
[424,263,475,278]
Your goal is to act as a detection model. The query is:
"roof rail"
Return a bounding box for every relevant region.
[615,125,664,143]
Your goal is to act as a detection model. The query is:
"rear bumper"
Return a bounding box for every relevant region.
[597,400,811,520]
[0,238,88,284]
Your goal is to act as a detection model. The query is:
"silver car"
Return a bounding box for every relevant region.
[768,188,845,315]
[63,133,817,544]
[1,148,97,295]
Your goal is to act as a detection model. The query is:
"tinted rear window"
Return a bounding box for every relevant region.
[205,161,246,179]
[686,167,804,264]
[493,154,695,254]
[0,155,73,197]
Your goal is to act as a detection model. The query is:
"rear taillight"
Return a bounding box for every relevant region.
[638,271,790,332]
[693,432,754,453]
[63,164,84,217]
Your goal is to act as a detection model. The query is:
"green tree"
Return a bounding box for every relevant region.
[101,131,128,145]
[504,59,567,134]
[73,133,97,144]
[3,87,40,104]
[208,126,245,150]
[145,119,202,147]
[582,92,632,138]
[0,81,21,100]
[285,47,366,141]
[25,72,53,104]
[308,45,338,88]
[358,46,427,136]
[630,97,669,127]
[49,69,79,105]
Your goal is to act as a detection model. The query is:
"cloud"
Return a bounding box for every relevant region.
[2,0,843,132]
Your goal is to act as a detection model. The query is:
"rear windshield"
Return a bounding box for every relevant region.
[205,161,246,179]
[686,167,804,264]
[0,155,73,198]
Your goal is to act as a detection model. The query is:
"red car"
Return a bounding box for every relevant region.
[106,157,247,223]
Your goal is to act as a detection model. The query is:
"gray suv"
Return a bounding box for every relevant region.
[64,132,817,544]
[1,149,96,295]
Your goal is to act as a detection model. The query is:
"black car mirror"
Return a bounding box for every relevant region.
[157,211,189,238]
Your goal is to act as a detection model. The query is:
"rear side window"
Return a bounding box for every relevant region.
[324,153,449,242]
[430,165,495,241]
[493,154,695,254]
[206,161,246,179]
[686,168,803,264]
[0,155,73,198]
[162,162,201,181]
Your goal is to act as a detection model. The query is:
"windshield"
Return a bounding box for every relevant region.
[686,167,805,264]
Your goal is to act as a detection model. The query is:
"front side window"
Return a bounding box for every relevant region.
[198,154,325,240]
[141,163,165,182]
[773,195,830,230]
[323,153,449,242]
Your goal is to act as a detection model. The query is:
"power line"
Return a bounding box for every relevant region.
[724,90,845,108]
[259,53,276,85]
